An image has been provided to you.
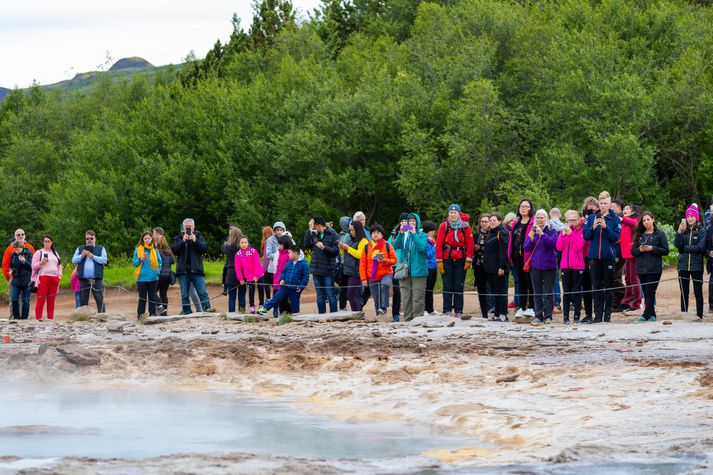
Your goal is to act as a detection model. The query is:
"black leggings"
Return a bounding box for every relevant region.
[513,258,534,311]
[486,272,508,317]
[561,269,583,319]
[679,270,703,317]
[157,277,170,316]
[259,273,272,305]
[640,272,661,320]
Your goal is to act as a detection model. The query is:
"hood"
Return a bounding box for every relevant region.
[407,212,422,230]
[460,212,470,224]
[272,221,286,231]
[339,216,351,233]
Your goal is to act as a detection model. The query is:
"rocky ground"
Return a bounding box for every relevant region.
[2,268,713,473]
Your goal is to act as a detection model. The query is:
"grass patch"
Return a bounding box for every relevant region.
[242,316,257,323]
[277,314,293,325]
[70,314,91,322]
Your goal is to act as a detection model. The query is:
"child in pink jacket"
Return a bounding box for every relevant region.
[234,236,264,313]
[556,210,586,324]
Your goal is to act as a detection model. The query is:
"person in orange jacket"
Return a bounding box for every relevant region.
[360,224,398,316]
[3,229,36,282]
[435,204,475,318]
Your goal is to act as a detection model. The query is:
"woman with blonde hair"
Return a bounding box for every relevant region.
[155,234,174,316]
[222,226,244,313]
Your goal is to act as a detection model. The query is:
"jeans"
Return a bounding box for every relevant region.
[561,269,584,319]
[137,280,159,318]
[79,278,105,313]
[264,286,301,314]
[640,272,661,320]
[179,274,211,314]
[346,275,362,311]
[368,274,393,313]
[313,274,337,314]
[238,282,257,309]
[679,270,703,317]
[590,259,615,320]
[425,268,437,314]
[442,259,466,314]
[11,284,30,319]
[74,292,82,309]
[531,268,556,320]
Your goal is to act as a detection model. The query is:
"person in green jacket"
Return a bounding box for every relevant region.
[393,212,429,321]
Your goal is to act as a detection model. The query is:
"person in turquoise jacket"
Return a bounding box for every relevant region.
[393,212,429,321]
[132,232,163,320]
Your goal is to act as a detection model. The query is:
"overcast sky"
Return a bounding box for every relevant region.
[0,0,322,88]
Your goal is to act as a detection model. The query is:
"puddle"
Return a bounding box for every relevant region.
[0,383,475,460]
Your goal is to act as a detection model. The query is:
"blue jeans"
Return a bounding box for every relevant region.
[11,284,30,319]
[74,292,82,308]
[264,286,301,314]
[313,274,337,314]
[178,274,211,314]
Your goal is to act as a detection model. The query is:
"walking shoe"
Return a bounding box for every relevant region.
[206,308,217,313]
[553,306,562,314]
[499,314,509,322]
[257,307,268,316]
[589,316,603,324]
[574,317,581,324]
[377,308,386,316]
[515,308,524,318]
[454,312,462,319]
[636,316,647,322]
[490,315,500,322]
[581,316,592,324]
[603,315,611,323]
[508,301,516,309]
[530,318,543,326]
[614,305,629,313]
[249,306,255,314]
[650,316,657,322]
[238,307,246,314]
[563,317,570,325]
[544,317,552,324]
[524,308,536,318]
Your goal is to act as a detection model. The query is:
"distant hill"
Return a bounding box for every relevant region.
[1,57,177,99]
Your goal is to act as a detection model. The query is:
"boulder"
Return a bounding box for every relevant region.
[106,321,131,333]
[71,306,96,320]
[56,344,100,366]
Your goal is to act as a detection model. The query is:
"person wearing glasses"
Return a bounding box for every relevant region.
[3,229,35,317]
[72,230,108,312]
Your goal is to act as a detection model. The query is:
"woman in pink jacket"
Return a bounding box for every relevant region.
[618,204,641,312]
[556,210,586,325]
[234,236,265,313]
[32,235,63,321]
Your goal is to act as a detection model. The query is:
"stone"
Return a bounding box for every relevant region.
[71,306,96,320]
[56,344,101,366]
[496,372,520,383]
[663,320,673,325]
[447,321,455,327]
[96,313,130,322]
[106,321,130,333]
[292,311,365,323]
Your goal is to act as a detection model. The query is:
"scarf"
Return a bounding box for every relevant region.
[449,217,464,242]
[134,243,159,279]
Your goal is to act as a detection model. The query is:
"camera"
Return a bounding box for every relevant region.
[186,228,193,236]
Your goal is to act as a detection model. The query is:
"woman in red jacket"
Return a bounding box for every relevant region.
[618,204,641,312]
[436,204,474,318]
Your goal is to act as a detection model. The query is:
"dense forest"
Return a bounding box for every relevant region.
[0,0,711,257]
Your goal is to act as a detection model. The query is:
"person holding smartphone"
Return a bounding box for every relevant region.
[133,232,162,320]
[631,212,669,321]
[32,235,62,321]
[675,204,707,320]
[360,224,398,316]
[393,213,429,322]
[72,230,108,313]
[524,210,559,324]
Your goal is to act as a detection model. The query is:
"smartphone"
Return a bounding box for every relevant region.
[43,253,48,258]
[186,228,193,236]
[403,225,413,231]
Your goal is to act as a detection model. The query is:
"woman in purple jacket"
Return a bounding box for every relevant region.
[524,209,559,324]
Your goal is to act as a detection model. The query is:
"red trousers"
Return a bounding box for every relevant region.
[621,258,641,310]
[36,275,60,320]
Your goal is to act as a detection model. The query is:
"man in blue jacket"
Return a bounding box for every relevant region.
[258,245,310,316]
[583,191,622,323]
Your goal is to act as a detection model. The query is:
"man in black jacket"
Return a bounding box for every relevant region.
[172,218,216,314]
[304,215,340,314]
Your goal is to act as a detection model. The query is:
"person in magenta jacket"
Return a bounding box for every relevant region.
[556,210,586,324]
[618,204,641,312]
[233,236,265,313]
[523,209,559,324]
[508,199,536,318]
[70,268,81,308]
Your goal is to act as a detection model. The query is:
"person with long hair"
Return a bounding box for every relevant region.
[222,227,244,313]
[32,235,62,321]
[473,214,491,319]
[579,197,598,323]
[503,212,520,310]
[483,213,509,322]
[234,236,264,313]
[631,212,669,322]
[259,226,274,306]
[675,204,707,320]
[154,234,174,316]
[618,204,641,312]
[436,204,475,319]
[133,231,162,319]
[507,199,535,318]
[338,221,368,311]
[524,209,559,324]
[556,210,586,324]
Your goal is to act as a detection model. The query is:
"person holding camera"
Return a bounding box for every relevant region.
[675,204,707,320]
[33,235,63,320]
[436,204,474,319]
[172,218,216,314]
[583,191,622,323]
[304,215,340,314]
[71,230,108,313]
[523,209,559,324]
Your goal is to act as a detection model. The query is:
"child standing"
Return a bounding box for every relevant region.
[422,220,438,316]
[258,245,310,316]
[234,236,264,313]
[556,210,586,324]
[360,224,398,316]
[9,241,33,320]
[70,268,81,308]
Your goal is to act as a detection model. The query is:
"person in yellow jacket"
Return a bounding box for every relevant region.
[338,221,368,311]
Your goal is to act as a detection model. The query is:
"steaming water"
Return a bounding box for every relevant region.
[0,384,473,460]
